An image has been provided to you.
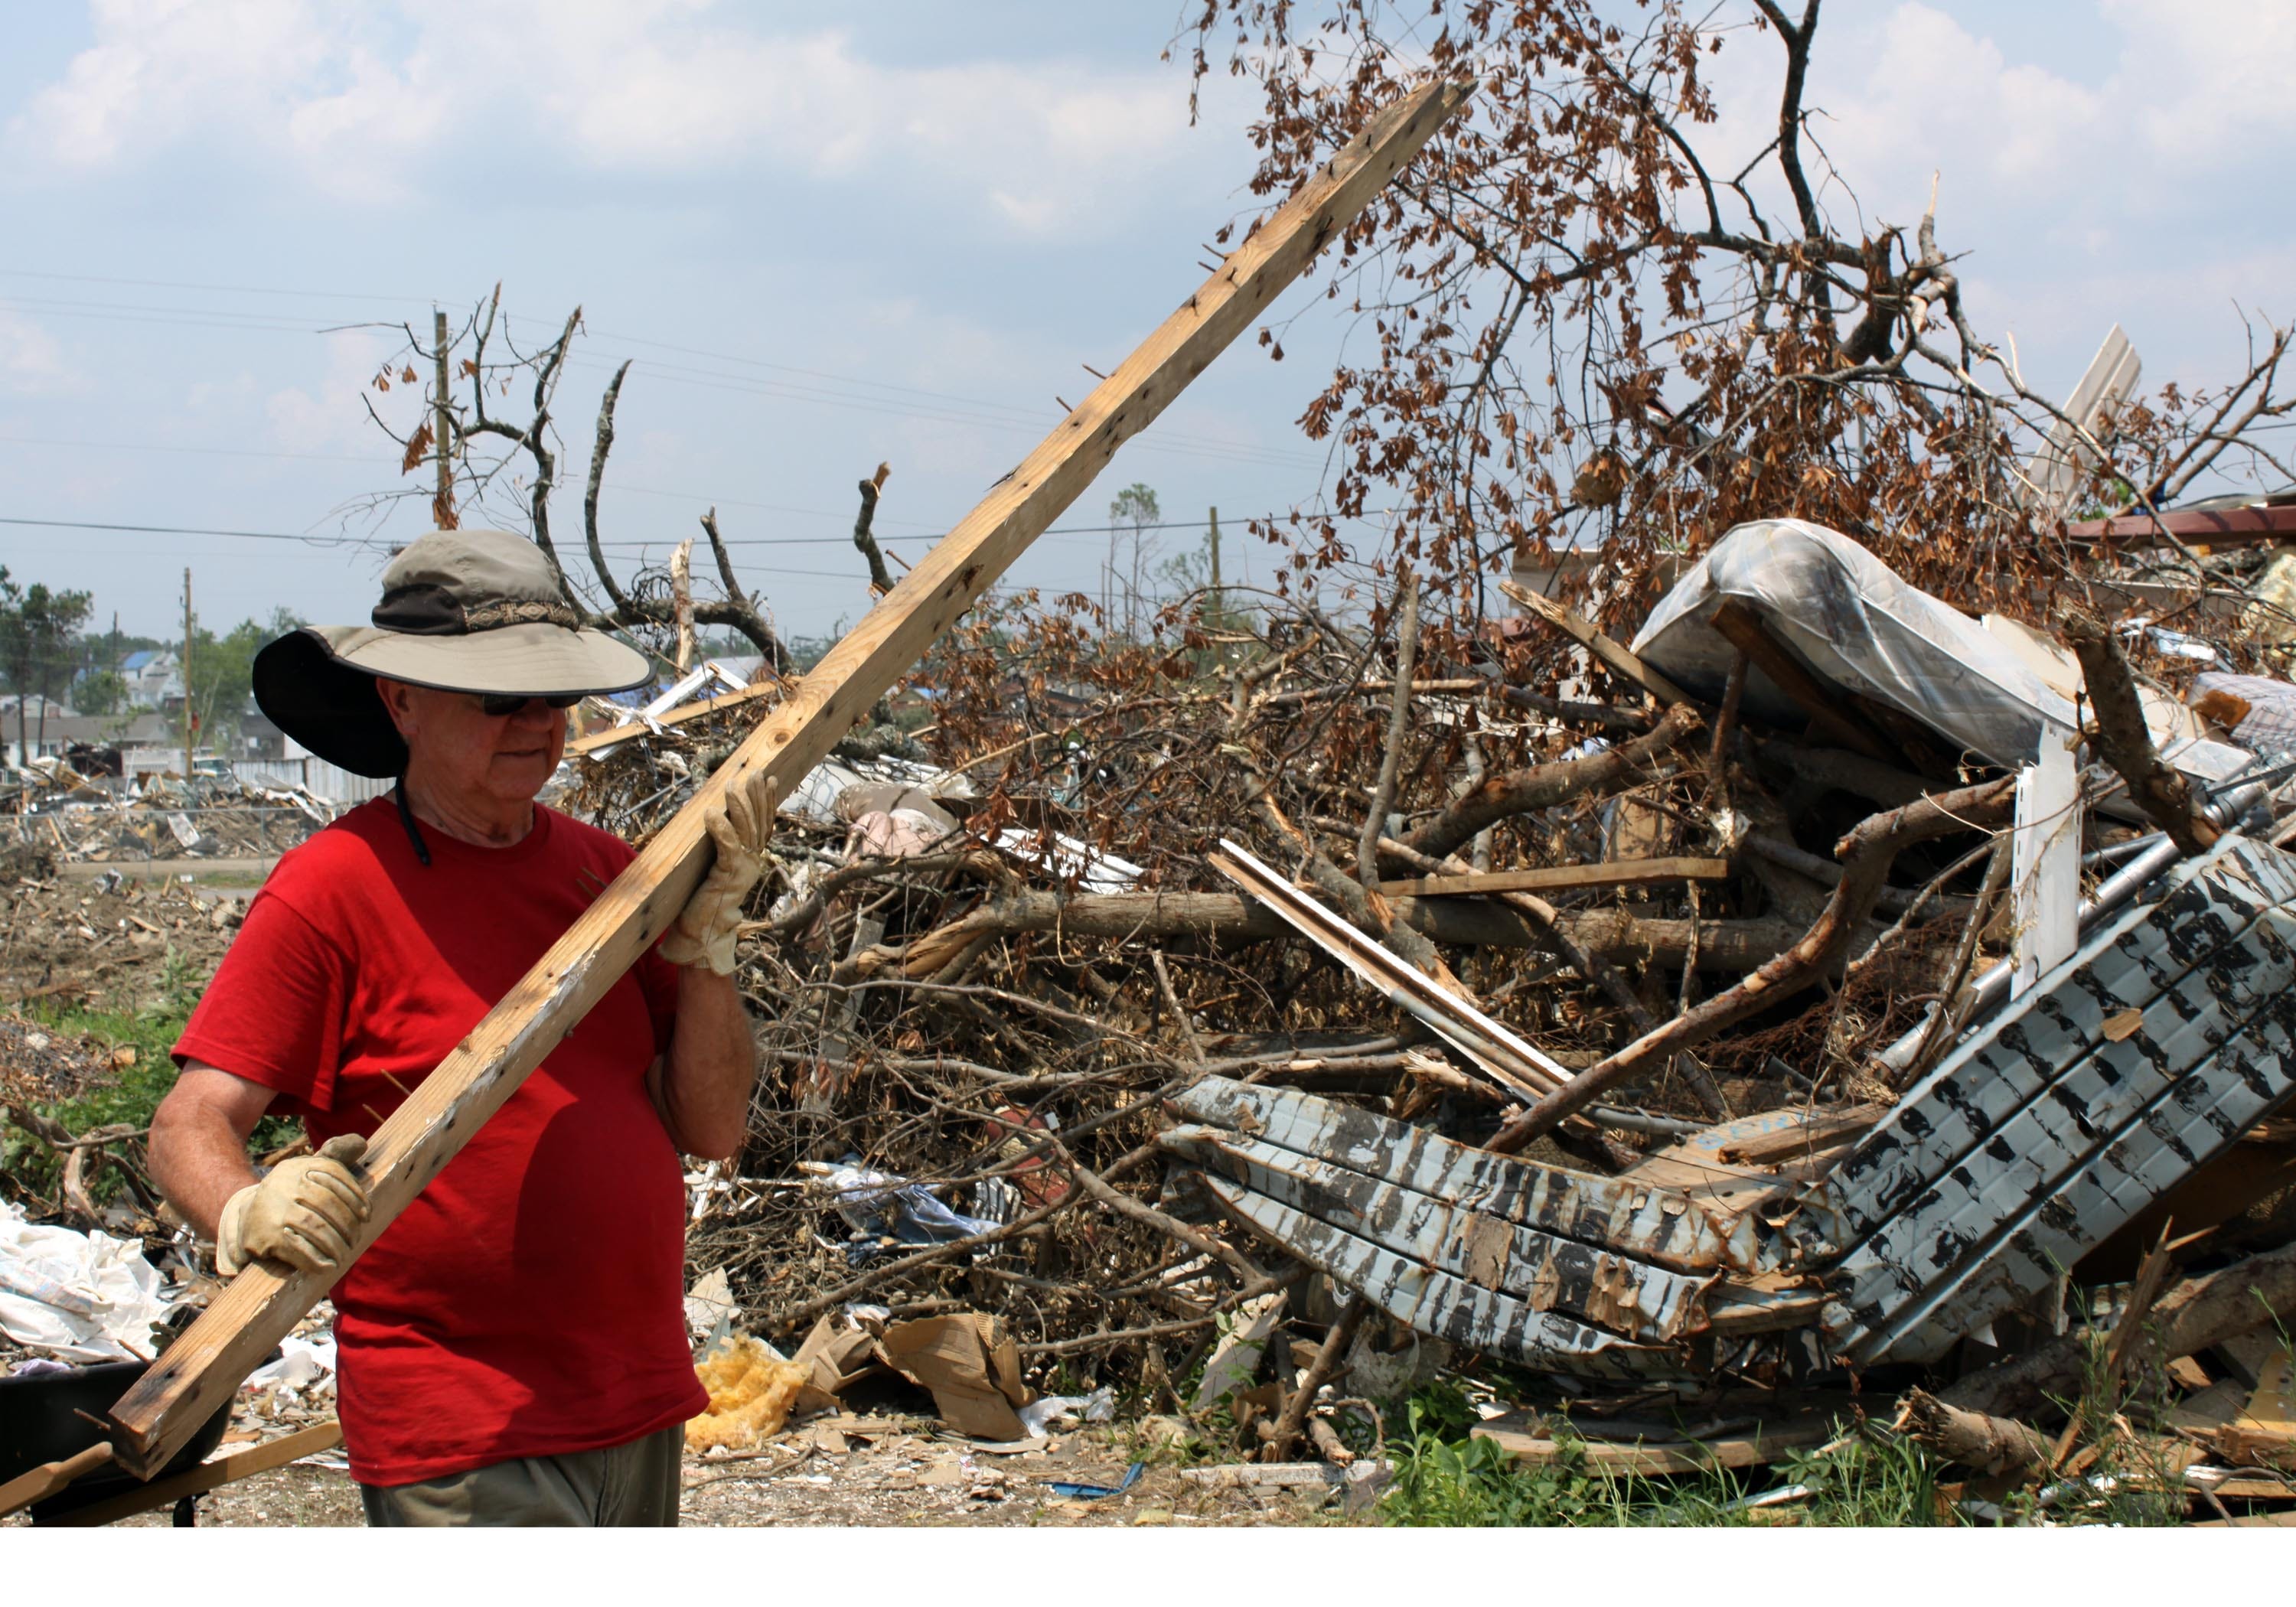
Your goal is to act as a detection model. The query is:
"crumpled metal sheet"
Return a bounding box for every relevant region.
[1160,837,2296,1378]
[1807,833,2296,1364]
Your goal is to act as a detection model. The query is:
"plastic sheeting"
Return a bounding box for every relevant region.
[1631,520,2077,767]
[0,1198,173,1362]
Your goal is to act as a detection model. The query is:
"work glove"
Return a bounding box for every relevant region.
[659,768,776,976]
[217,1135,370,1277]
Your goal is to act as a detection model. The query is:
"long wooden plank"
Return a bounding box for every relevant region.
[1374,856,1727,899]
[106,78,1475,1478]
[57,1420,343,1527]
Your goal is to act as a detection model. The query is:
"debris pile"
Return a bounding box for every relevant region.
[555,509,2296,1517]
[2,770,339,866]
[0,873,243,1008]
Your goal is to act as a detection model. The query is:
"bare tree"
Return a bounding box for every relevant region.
[355,288,791,670]
[1107,482,1163,639]
[1180,2,2294,631]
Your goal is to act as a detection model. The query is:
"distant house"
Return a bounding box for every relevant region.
[119,649,181,709]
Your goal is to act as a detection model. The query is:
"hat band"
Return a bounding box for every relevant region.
[373,585,579,635]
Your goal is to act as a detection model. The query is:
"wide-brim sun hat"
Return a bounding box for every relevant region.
[254,528,653,777]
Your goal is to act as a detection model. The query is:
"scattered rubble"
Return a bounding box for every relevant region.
[15,507,2296,1524]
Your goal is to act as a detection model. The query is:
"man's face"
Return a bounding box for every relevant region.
[375,680,567,807]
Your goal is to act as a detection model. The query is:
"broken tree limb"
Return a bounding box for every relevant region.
[2060,608,2218,856]
[102,76,1476,1481]
[1942,1237,2296,1423]
[881,887,1807,973]
[852,461,895,595]
[1357,580,1419,887]
[1486,774,2017,1154]
[1262,1293,1371,1463]
[1375,856,1729,900]
[1498,578,1697,706]
[1893,1389,2052,1476]
[1404,701,1704,862]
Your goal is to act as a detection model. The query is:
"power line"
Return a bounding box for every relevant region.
[0,511,1365,549]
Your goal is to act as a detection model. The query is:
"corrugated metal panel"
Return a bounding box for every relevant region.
[1189,1169,1674,1376]
[1163,1128,1719,1342]
[1159,1078,1799,1374]
[1811,835,2296,1362]
[1172,1078,1768,1273]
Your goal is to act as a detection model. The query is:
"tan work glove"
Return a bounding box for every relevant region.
[658,768,775,976]
[217,1135,370,1277]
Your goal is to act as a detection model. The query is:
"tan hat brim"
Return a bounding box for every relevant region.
[311,621,652,698]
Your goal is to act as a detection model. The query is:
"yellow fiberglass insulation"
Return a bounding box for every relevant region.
[685,1338,814,1452]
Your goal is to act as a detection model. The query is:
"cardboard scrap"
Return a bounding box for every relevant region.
[875,1312,1036,1441]
[1192,1290,1287,1410]
[792,1314,884,1401]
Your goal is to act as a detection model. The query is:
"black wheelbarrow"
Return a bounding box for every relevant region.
[0,1358,262,1526]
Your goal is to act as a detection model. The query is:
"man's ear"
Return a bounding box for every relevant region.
[373,676,419,740]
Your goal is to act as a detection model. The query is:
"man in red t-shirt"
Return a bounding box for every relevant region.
[149,530,769,1526]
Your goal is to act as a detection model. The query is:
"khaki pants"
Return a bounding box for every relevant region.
[358,1424,684,1527]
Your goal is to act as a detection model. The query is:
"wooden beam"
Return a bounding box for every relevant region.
[1497,578,1697,707]
[103,79,1476,1480]
[1375,856,1728,899]
[1706,599,1897,764]
[56,1420,343,1527]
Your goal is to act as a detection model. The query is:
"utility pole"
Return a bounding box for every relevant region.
[1208,505,1221,622]
[182,568,194,782]
[433,309,455,529]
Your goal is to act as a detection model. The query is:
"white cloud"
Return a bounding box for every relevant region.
[0,312,74,396]
[265,328,413,455]
[4,1,1203,232]
[2106,0,2296,169]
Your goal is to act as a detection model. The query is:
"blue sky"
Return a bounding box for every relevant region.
[2,1,2290,643]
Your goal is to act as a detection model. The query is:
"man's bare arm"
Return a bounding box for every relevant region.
[148,1063,277,1239]
[648,966,757,1162]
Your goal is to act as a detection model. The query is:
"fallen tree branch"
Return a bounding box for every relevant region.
[2060,608,2217,856]
[1893,1389,2053,1476]
[879,887,1807,973]
[1486,774,2017,1152]
[1404,701,1704,862]
[1262,1293,1371,1463]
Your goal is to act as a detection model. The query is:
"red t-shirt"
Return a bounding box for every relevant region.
[174,799,706,1486]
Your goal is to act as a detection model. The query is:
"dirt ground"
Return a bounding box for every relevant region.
[90,1425,1336,1528]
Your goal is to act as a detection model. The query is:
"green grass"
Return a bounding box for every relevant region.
[1375,1380,1965,1527]
[3,946,297,1206]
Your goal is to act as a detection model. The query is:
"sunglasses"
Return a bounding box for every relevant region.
[475,693,584,717]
